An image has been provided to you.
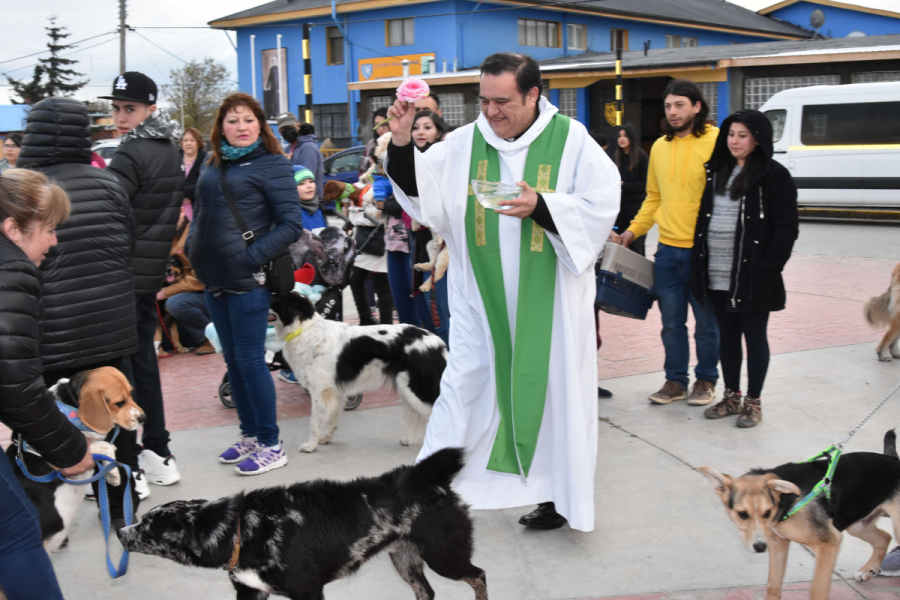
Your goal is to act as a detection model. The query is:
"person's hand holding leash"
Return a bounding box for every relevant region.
[60,445,95,477]
[495,181,539,219]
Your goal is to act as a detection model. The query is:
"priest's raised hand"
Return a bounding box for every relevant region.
[386,99,415,146]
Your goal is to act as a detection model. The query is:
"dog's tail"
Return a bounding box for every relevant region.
[885,430,898,460]
[865,291,892,328]
[399,448,465,505]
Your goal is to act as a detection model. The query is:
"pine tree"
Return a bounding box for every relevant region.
[7,18,87,105]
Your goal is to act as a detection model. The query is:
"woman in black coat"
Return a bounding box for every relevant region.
[613,124,649,256]
[690,109,799,428]
[0,169,94,599]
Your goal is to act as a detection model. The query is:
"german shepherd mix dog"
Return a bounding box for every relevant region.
[155,254,188,355]
[7,367,144,553]
[270,292,447,453]
[700,430,900,600]
[118,448,488,600]
[865,262,900,362]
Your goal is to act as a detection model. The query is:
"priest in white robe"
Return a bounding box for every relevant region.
[384,53,620,532]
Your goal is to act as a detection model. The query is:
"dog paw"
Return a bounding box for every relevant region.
[879,353,892,362]
[855,568,878,582]
[105,466,122,487]
[299,442,318,453]
[399,438,410,447]
[177,346,190,354]
[90,441,116,458]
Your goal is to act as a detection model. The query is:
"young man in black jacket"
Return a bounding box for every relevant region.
[101,72,185,491]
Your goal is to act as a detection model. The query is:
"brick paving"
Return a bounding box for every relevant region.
[578,576,900,600]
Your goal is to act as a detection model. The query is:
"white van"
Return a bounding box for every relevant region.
[759,82,900,208]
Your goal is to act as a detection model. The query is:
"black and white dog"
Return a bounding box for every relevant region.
[270,292,447,453]
[118,448,488,600]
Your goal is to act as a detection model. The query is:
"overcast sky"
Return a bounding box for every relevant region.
[1,0,895,105]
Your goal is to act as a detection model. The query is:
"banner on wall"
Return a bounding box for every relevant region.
[261,48,288,120]
[358,53,435,81]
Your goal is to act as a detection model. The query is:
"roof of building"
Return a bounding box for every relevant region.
[759,0,900,20]
[210,0,811,39]
[0,105,29,134]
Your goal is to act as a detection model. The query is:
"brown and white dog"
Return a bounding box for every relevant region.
[323,179,362,208]
[6,367,144,553]
[864,262,900,362]
[700,430,900,600]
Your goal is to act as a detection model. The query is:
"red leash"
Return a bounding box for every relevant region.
[155,301,178,351]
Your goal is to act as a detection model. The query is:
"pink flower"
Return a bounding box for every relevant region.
[396,77,430,103]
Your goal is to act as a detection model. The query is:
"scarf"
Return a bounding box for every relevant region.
[292,167,321,214]
[121,108,182,143]
[221,139,262,162]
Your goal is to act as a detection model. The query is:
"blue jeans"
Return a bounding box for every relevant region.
[0,452,64,599]
[431,275,450,347]
[165,292,211,347]
[386,250,419,326]
[654,243,719,390]
[206,288,279,446]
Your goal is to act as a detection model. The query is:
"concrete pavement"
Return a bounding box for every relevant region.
[38,221,900,599]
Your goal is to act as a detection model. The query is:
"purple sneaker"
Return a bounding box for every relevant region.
[219,436,260,464]
[235,443,288,475]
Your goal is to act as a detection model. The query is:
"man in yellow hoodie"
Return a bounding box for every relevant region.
[615,80,720,406]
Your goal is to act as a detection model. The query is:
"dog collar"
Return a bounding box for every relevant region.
[56,399,92,433]
[283,327,304,343]
[225,517,241,571]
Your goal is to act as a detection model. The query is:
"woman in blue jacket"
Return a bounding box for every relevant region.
[188,93,303,475]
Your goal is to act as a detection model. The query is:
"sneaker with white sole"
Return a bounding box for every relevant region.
[278,370,299,384]
[235,443,287,476]
[881,546,900,576]
[133,469,151,500]
[219,436,261,464]
[138,449,181,485]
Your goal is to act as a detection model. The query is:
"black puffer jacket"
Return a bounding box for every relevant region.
[18,97,137,370]
[183,147,207,204]
[188,144,304,291]
[107,112,185,294]
[691,109,799,313]
[0,234,88,468]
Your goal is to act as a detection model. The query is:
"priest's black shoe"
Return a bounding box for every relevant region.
[519,502,567,530]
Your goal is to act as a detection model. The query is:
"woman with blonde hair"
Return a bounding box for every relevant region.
[187,93,303,475]
[0,169,95,599]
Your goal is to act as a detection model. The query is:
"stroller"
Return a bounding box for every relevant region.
[213,225,367,411]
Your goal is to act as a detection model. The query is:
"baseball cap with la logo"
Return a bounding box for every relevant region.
[99,71,158,104]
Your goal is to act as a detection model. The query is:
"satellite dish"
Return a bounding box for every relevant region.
[810,9,826,30]
[847,31,867,37]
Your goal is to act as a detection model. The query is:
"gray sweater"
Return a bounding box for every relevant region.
[707,166,742,292]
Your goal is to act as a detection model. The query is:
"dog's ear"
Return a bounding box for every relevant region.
[767,478,801,496]
[77,370,116,434]
[699,467,733,495]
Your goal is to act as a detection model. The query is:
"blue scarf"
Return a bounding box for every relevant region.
[220,138,262,161]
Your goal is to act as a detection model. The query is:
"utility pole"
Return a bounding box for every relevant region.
[119,0,127,74]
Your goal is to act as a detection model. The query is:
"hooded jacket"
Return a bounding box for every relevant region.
[107,110,185,294]
[289,134,324,200]
[0,233,88,468]
[18,97,138,370]
[690,109,799,313]
[626,124,719,248]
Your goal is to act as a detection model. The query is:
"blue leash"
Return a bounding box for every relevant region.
[14,435,132,579]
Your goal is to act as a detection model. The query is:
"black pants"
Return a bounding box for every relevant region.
[127,294,171,458]
[44,355,140,521]
[349,266,393,325]
[708,290,770,398]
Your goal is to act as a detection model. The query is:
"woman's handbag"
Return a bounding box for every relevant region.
[354,224,385,256]
[219,165,296,295]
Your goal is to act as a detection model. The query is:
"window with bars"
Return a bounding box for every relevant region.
[743,75,840,110]
[387,18,414,47]
[313,103,350,147]
[558,89,578,118]
[518,19,560,48]
[568,24,586,51]
[610,29,628,52]
[369,96,393,114]
[439,92,466,126]
[326,27,343,65]
[697,82,718,124]
[853,72,900,83]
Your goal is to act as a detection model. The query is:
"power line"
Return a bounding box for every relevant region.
[2,35,119,77]
[0,31,119,66]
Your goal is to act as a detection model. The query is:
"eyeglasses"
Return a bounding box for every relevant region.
[2,144,17,148]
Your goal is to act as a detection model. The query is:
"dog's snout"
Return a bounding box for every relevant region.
[137,413,147,425]
[753,541,767,553]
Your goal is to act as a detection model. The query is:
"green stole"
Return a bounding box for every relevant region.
[464,113,571,478]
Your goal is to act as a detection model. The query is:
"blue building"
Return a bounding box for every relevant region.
[760,0,900,38]
[210,0,810,146]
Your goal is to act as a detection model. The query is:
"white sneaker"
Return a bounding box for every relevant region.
[133,469,151,500]
[138,449,181,486]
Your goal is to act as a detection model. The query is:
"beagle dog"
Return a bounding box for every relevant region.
[7,366,145,553]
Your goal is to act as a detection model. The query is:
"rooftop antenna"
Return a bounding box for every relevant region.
[643,40,651,56]
[810,9,825,39]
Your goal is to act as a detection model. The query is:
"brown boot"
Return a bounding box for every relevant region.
[737,396,762,428]
[704,389,742,419]
[648,380,688,405]
[195,339,216,356]
[688,379,716,406]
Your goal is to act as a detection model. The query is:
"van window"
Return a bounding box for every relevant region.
[765,110,786,143]
[801,102,900,146]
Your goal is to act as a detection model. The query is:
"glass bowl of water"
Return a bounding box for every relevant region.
[471,180,522,210]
